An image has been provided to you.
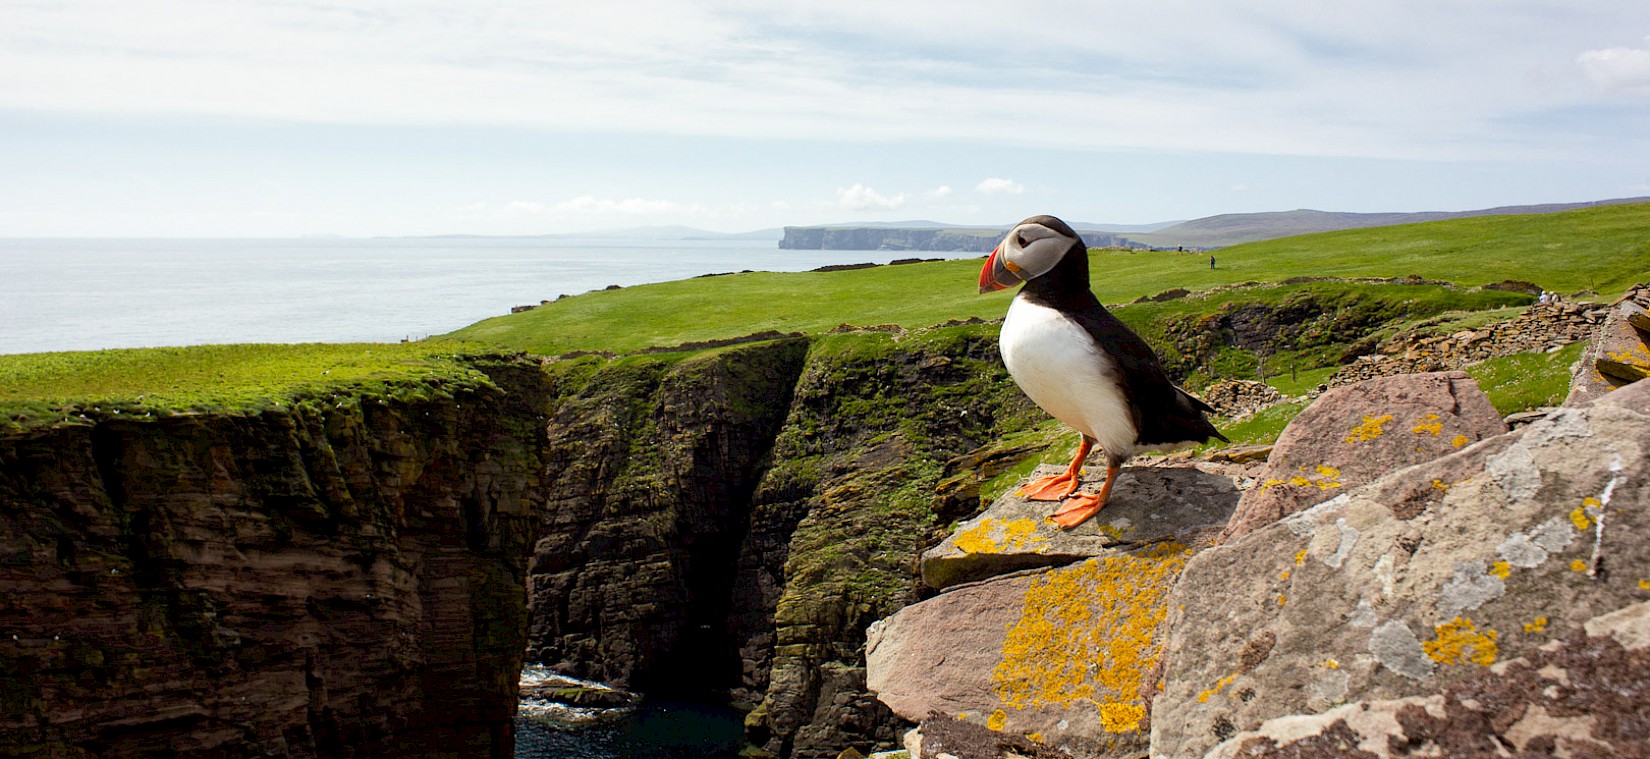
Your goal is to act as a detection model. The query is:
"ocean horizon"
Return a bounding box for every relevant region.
[0,236,977,356]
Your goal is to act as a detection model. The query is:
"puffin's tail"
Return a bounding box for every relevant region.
[1138,387,1228,445]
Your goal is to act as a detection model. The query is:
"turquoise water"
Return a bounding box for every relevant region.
[0,237,971,355]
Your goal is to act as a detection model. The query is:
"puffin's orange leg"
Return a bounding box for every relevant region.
[1051,461,1119,530]
[1018,437,1094,501]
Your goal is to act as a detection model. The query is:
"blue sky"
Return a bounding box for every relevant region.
[2,0,1648,237]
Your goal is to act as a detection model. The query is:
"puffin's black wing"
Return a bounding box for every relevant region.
[1066,296,1228,447]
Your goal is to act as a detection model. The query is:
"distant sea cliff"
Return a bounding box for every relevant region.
[778,226,1143,252]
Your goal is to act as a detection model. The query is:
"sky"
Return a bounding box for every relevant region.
[2,0,1649,237]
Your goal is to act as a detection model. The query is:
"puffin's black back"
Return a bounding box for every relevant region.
[1019,236,1227,448]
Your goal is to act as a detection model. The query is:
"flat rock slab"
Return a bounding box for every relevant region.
[870,542,1208,759]
[922,464,1240,590]
[1220,371,1506,542]
[1151,379,1650,759]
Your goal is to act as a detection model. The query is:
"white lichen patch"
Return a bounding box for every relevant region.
[1370,619,1435,680]
[1438,561,1506,618]
[1486,443,1541,503]
[1496,532,1549,569]
[1348,598,1379,628]
[1322,518,1360,570]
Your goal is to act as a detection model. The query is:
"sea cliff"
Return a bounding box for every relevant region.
[0,355,550,758]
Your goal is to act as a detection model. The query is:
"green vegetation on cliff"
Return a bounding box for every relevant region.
[0,342,506,432]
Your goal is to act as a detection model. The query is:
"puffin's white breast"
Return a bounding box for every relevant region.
[1000,296,1140,459]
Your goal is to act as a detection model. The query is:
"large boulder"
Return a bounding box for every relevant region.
[1151,378,1650,759]
[921,463,1240,589]
[869,542,1198,759]
[1219,371,1506,542]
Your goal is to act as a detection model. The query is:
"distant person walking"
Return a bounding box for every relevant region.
[1210,255,1216,270]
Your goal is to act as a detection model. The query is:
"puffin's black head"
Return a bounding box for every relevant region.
[978,215,1086,293]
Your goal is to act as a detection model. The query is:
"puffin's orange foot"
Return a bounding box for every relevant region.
[1018,472,1080,501]
[1050,492,1106,530]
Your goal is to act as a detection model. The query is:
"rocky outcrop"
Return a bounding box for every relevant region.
[1153,374,1650,758]
[0,357,550,758]
[864,297,1650,759]
[866,458,1253,758]
[1219,371,1506,542]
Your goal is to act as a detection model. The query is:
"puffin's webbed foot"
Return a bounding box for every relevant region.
[1019,471,1080,500]
[1048,462,1120,530]
[1018,436,1094,501]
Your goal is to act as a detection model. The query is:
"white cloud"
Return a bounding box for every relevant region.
[1579,40,1650,94]
[927,185,953,198]
[976,178,1024,195]
[836,184,905,210]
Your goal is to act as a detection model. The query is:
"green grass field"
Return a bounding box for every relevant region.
[447,202,1650,356]
[0,342,499,431]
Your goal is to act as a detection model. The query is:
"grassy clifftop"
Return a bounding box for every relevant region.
[446,202,1650,356]
[0,342,507,432]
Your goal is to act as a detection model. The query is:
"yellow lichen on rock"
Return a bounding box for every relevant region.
[1099,702,1146,733]
[1523,616,1548,634]
[1196,673,1238,703]
[987,709,1008,731]
[1489,561,1511,579]
[1345,414,1393,443]
[1451,434,1470,448]
[1259,465,1343,492]
[954,518,1048,555]
[1411,413,1443,436]
[1424,617,1499,666]
[990,544,1189,734]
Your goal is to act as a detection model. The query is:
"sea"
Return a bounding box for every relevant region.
[0,236,976,355]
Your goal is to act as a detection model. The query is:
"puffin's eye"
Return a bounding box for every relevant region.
[1015,233,1029,248]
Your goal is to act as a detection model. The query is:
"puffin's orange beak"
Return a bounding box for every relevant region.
[979,244,1013,293]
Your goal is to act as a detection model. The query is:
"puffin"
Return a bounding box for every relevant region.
[979,214,1227,529]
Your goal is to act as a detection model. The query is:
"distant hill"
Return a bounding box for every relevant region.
[777,222,1165,252]
[1131,197,1650,249]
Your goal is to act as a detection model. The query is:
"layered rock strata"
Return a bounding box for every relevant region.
[0,357,550,758]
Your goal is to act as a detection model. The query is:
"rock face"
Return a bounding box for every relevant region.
[1220,371,1507,543]
[736,327,1037,758]
[1152,377,1650,759]
[524,325,1044,757]
[866,459,1249,758]
[527,339,809,692]
[0,358,550,758]
[1202,602,1650,758]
